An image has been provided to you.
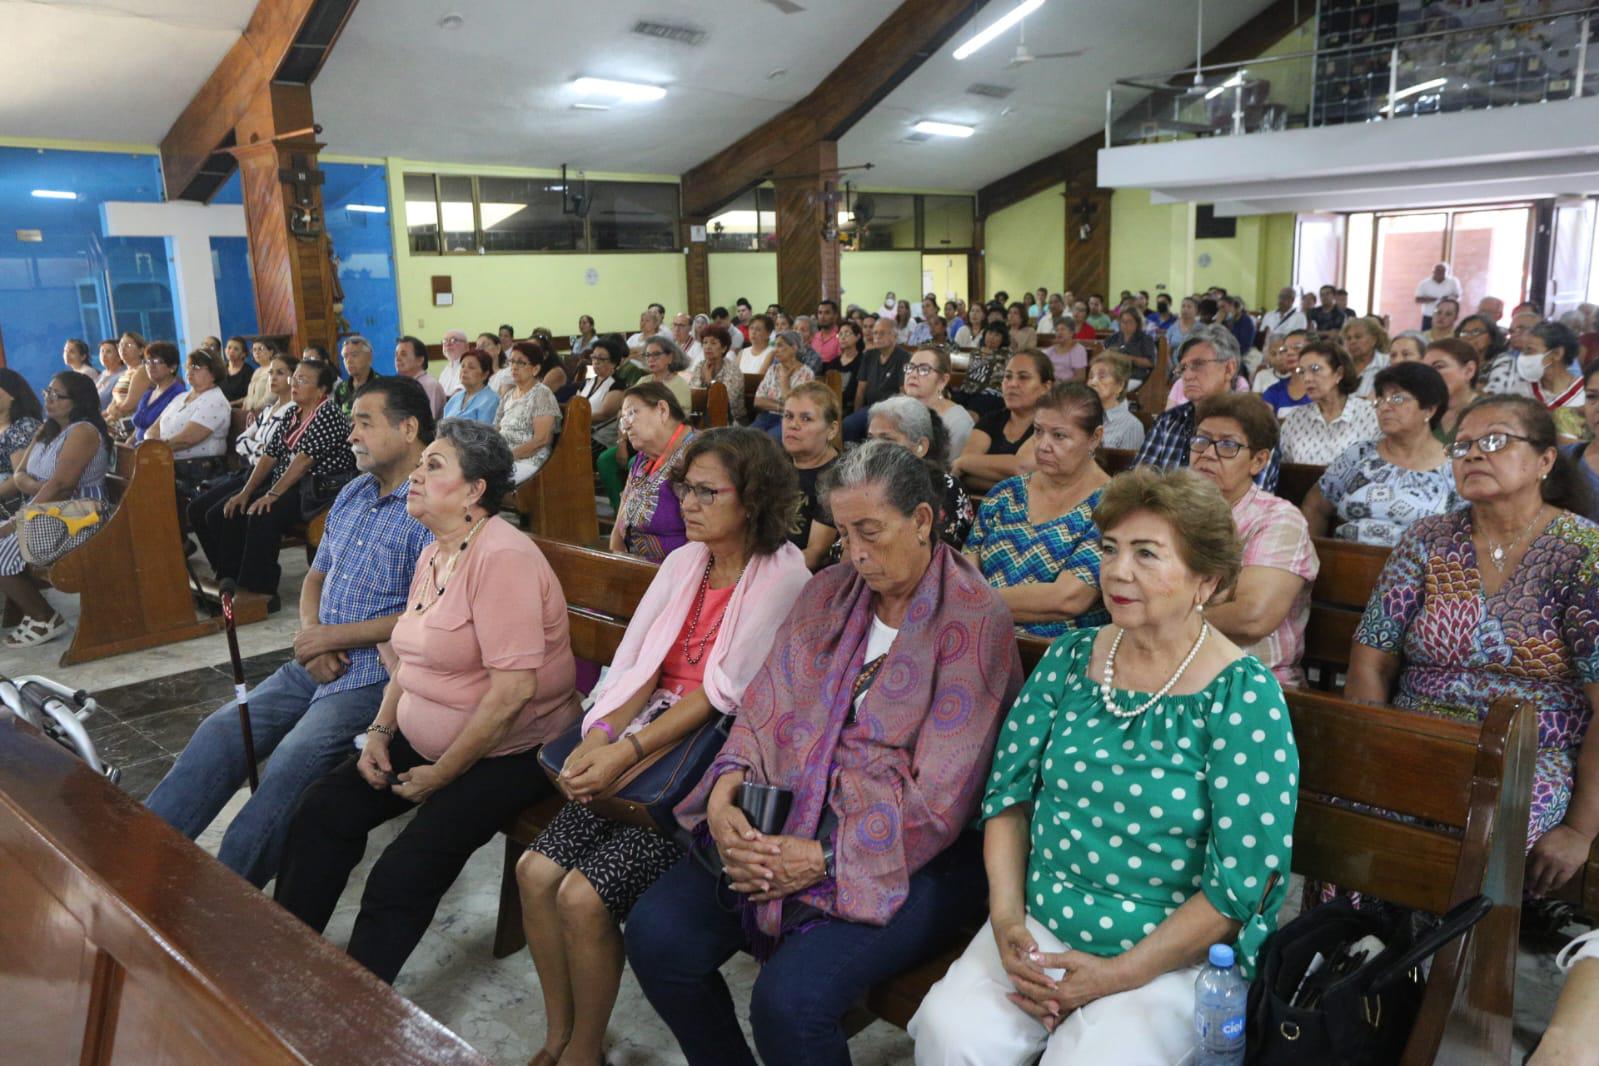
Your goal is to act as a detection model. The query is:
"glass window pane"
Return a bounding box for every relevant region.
[708,191,759,251]
[1450,208,1531,314]
[922,195,974,248]
[438,175,477,253]
[589,182,679,251]
[1372,212,1446,331]
[843,192,916,251]
[477,176,580,252]
[403,173,439,254]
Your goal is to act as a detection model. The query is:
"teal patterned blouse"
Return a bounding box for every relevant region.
[966,474,1109,638]
[982,627,1299,979]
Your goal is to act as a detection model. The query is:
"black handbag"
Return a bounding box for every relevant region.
[1245,894,1492,1065]
[537,711,731,835]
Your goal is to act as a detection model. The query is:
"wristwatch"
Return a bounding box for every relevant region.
[821,836,836,881]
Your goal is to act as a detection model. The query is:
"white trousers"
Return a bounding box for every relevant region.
[511,454,547,486]
[909,917,1202,1066]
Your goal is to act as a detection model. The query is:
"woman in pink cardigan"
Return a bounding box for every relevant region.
[516,427,811,1066]
[626,441,1024,1066]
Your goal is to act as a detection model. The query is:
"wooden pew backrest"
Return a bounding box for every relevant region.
[0,713,488,1065]
[531,535,658,664]
[509,396,599,544]
[690,382,730,429]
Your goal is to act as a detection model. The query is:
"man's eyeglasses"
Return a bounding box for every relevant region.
[1178,358,1221,376]
[670,481,731,507]
[1447,432,1533,459]
[1189,434,1247,459]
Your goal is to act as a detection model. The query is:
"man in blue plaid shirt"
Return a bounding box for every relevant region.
[1135,324,1281,492]
[148,378,435,886]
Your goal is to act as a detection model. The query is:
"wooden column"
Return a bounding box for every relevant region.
[773,141,842,315]
[1064,185,1113,302]
[682,216,710,316]
[969,218,986,307]
[231,83,338,356]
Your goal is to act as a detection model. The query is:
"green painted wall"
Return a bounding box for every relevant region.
[709,253,777,311]
[985,184,1065,300]
[1108,188,1297,308]
[840,251,923,311]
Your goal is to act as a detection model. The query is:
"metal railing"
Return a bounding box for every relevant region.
[1106,5,1596,147]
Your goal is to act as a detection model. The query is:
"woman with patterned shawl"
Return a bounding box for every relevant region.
[607,382,695,563]
[626,441,1024,1066]
[1347,395,1599,915]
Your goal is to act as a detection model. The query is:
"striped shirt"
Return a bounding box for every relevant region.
[310,473,433,698]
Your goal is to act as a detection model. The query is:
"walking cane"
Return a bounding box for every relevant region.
[219,579,259,792]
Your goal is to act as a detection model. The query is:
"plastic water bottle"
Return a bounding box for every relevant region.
[1193,943,1247,1065]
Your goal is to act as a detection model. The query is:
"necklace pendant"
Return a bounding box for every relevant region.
[1491,545,1506,564]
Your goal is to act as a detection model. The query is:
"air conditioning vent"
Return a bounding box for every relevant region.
[631,20,707,46]
[966,82,1014,99]
[901,132,933,143]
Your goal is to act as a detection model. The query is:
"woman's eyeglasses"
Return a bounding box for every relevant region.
[42,387,70,401]
[1447,432,1533,459]
[670,481,730,507]
[1189,434,1246,459]
[905,363,939,378]
[1375,392,1413,407]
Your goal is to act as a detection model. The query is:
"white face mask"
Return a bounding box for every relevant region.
[1516,353,1547,382]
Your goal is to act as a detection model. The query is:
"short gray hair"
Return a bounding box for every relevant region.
[774,330,804,354]
[795,315,815,331]
[1178,322,1241,372]
[819,439,939,521]
[869,395,934,448]
[436,417,515,510]
[646,334,689,372]
[342,335,372,355]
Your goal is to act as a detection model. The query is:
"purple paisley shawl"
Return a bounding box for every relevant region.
[675,542,1023,941]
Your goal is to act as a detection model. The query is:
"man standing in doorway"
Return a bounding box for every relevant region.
[1414,262,1461,330]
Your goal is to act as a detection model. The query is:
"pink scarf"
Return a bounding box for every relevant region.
[583,541,811,726]
[676,543,1023,942]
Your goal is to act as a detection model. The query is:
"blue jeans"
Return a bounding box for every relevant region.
[842,407,873,443]
[751,411,783,440]
[624,832,985,1066]
[144,660,384,887]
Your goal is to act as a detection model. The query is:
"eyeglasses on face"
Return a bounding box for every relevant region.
[1375,391,1414,407]
[1459,327,1488,338]
[1447,431,1533,459]
[1178,357,1221,375]
[670,481,731,507]
[905,363,939,377]
[1189,434,1246,459]
[42,387,70,400]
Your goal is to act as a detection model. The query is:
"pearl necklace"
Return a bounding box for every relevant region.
[1099,621,1210,719]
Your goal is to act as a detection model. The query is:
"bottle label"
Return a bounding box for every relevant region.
[1222,1015,1245,1040]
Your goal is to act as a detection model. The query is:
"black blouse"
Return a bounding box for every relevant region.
[265,400,356,498]
[974,409,1034,456]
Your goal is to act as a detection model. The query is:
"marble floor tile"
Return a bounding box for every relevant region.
[129,701,222,755]
[117,753,176,801]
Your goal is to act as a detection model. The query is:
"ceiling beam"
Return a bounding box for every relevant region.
[975,0,1312,218]
[159,0,359,202]
[679,0,981,219]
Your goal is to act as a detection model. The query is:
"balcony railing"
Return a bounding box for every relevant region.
[1105,5,1596,147]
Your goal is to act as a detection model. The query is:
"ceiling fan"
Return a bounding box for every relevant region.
[1184,0,1213,94]
[1007,15,1085,67]
[760,0,805,13]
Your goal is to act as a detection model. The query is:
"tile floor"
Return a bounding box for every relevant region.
[19,546,1583,1065]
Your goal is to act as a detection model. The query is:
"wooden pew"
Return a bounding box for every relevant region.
[504,396,599,545]
[1276,462,1324,508]
[42,441,268,666]
[1302,536,1390,689]
[689,381,730,429]
[491,537,661,958]
[742,373,761,425]
[0,710,488,1065]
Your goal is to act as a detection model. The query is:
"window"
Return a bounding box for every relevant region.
[403,173,440,253]
[708,190,760,251]
[589,181,679,251]
[438,175,476,253]
[477,177,579,252]
[922,195,975,248]
[844,192,917,251]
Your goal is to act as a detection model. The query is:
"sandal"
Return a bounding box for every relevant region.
[6,613,68,648]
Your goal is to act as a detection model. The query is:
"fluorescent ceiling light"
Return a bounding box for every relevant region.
[572,103,611,111]
[1392,77,1448,101]
[346,203,386,213]
[913,120,976,138]
[572,76,666,102]
[954,0,1045,61]
[1203,72,1245,100]
[31,189,76,200]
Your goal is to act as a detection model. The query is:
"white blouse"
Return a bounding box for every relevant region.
[156,386,231,460]
[1279,396,1380,466]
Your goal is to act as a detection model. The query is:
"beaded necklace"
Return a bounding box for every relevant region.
[680,555,748,664]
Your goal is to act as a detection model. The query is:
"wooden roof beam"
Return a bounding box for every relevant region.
[159,0,359,202]
[976,0,1312,218]
[680,0,981,219]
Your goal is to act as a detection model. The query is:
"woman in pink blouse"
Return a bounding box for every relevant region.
[274,418,580,984]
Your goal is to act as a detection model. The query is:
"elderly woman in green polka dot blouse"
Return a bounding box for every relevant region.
[911,467,1300,1065]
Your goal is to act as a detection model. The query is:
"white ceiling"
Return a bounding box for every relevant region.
[0,0,1281,196]
[312,0,904,173]
[838,0,1275,191]
[0,0,255,143]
